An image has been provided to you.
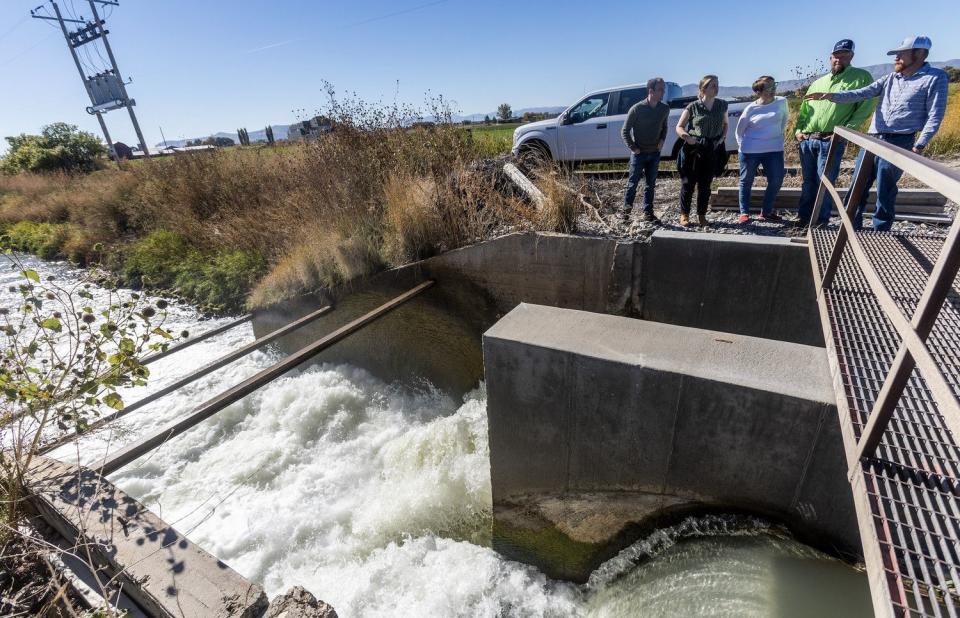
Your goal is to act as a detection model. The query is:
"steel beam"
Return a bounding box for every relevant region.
[140,313,253,366]
[96,281,434,475]
[40,304,333,455]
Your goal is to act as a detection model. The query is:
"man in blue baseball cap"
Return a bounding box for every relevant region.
[793,39,875,228]
[805,36,949,231]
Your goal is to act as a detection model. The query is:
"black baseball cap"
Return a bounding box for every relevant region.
[833,39,855,53]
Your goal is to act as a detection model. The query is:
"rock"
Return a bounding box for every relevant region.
[265,586,338,618]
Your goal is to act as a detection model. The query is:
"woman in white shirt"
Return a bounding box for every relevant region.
[735,76,788,224]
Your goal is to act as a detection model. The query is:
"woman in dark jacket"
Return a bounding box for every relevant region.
[675,75,729,227]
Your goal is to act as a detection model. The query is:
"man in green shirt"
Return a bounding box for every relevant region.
[794,39,876,226]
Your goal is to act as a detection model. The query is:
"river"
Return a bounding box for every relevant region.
[2,254,873,617]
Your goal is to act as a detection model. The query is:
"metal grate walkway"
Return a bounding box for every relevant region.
[810,228,960,617]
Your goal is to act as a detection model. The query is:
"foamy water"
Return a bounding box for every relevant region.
[4,254,872,617]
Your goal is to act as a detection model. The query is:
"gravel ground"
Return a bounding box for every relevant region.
[570,156,960,241]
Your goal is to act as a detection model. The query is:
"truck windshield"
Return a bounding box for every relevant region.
[568,93,609,123]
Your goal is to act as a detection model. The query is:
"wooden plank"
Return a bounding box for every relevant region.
[39,304,335,455]
[710,200,945,214]
[26,456,267,618]
[709,203,949,223]
[97,281,435,475]
[714,187,948,206]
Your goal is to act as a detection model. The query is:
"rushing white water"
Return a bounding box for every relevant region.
[4,255,873,617]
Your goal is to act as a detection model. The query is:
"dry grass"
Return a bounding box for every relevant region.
[0,89,573,307]
[536,170,584,233]
[927,84,960,158]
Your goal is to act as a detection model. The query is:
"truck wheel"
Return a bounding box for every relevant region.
[518,143,551,171]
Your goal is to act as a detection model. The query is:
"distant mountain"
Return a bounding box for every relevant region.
[154,125,290,148]
[681,59,960,97]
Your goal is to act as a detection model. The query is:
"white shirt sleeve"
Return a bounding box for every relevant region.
[735,103,753,148]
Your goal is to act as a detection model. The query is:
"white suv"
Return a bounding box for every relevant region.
[511,82,747,163]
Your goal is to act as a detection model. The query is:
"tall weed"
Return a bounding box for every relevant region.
[0,84,574,307]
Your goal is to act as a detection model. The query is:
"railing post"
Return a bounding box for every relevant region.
[819,151,876,294]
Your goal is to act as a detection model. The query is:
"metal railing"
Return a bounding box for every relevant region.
[809,126,960,470]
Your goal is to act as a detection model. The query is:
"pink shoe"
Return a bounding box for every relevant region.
[738,214,750,225]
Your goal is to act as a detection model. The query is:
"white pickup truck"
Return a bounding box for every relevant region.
[511,81,749,164]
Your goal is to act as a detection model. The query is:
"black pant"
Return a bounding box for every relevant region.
[678,142,717,216]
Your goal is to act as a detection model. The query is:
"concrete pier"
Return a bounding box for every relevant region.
[484,304,859,581]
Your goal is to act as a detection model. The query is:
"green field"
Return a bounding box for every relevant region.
[464,123,520,157]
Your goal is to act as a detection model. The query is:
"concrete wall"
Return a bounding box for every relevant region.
[483,304,858,581]
[254,273,496,398]
[640,231,823,346]
[255,231,823,394]
[407,231,822,348]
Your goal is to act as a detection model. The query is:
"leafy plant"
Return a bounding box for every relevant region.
[1,123,107,175]
[0,253,180,615]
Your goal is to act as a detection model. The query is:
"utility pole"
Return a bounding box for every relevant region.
[31,0,149,160]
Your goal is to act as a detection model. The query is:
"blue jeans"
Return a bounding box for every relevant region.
[738,151,785,215]
[624,152,660,213]
[848,133,916,231]
[797,137,846,224]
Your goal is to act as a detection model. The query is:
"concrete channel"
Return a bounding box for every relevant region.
[33,229,861,615]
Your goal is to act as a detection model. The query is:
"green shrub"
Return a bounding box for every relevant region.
[174,249,267,310]
[1,123,106,175]
[120,230,265,310]
[0,221,70,259]
[121,230,197,288]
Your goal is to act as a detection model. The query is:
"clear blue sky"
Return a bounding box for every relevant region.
[1,0,959,150]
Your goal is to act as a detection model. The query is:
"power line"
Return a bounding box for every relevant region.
[92,37,110,68]
[80,36,102,74]
[0,15,29,45]
[347,0,451,28]
[0,31,56,68]
[34,6,61,29]
[64,0,82,22]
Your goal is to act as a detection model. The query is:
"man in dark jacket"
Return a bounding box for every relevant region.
[621,77,670,224]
